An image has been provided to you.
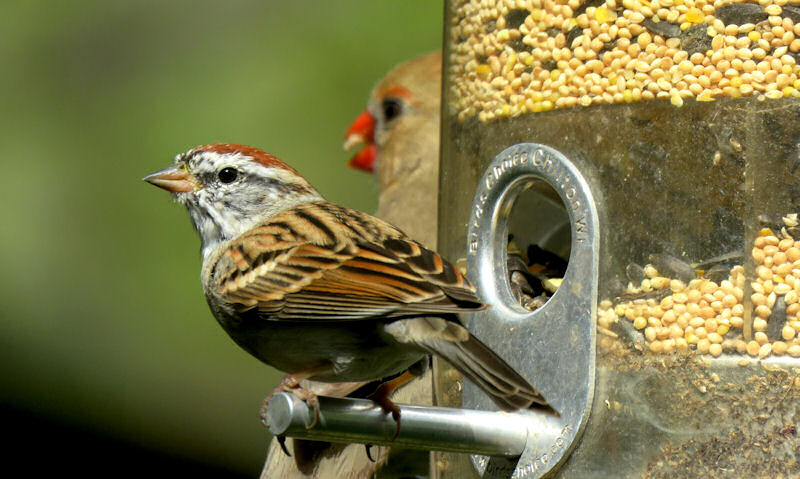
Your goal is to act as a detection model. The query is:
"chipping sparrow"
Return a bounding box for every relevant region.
[144,143,553,425]
[264,52,446,478]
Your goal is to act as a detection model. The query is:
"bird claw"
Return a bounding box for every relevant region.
[304,395,320,429]
[388,404,401,440]
[368,388,402,440]
[259,397,272,427]
[365,369,420,440]
[259,373,321,429]
[276,435,291,457]
[365,444,376,462]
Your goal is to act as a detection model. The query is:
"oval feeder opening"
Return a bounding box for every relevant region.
[504,178,571,313]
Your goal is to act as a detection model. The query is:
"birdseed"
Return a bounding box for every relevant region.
[448,0,800,121]
[598,226,800,359]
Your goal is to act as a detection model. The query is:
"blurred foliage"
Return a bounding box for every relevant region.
[0,0,442,475]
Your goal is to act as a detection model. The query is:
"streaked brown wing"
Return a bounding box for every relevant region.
[211,202,484,321]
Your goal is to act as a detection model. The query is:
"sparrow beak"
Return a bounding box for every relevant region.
[143,165,196,193]
[343,109,377,173]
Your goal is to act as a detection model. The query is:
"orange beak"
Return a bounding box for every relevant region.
[343,110,377,173]
[143,164,196,193]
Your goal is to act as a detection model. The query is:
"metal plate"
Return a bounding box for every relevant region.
[464,143,599,478]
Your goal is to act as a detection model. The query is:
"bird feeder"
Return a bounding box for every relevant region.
[433,0,800,477]
[268,1,800,477]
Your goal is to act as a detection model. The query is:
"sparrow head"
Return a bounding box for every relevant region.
[145,143,323,257]
[344,51,442,174]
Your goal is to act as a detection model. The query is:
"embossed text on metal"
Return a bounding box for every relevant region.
[465,143,599,478]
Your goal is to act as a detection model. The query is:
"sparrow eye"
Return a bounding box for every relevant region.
[217,167,239,184]
[381,98,402,122]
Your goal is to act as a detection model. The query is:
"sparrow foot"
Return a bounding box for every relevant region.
[260,373,321,429]
[367,369,417,440]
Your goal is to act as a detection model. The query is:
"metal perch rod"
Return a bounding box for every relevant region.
[265,392,557,457]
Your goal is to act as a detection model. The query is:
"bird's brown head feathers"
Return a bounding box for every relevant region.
[144,143,322,258]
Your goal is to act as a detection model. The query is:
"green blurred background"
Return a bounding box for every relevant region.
[0,1,442,476]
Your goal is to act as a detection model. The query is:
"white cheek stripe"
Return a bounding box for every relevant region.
[181,149,324,260]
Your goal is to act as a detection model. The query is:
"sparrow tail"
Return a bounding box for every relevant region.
[422,333,556,414]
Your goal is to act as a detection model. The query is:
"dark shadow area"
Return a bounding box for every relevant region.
[3,403,252,478]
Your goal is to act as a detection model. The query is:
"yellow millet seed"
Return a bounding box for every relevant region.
[707,332,723,344]
[649,340,664,353]
[735,340,747,354]
[697,338,711,354]
[685,8,704,23]
[753,317,769,330]
[633,316,648,329]
[782,324,796,340]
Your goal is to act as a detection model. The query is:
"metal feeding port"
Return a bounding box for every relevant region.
[265,143,598,479]
[465,143,599,478]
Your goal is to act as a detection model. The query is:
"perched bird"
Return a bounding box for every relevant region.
[144,143,552,425]
[344,51,442,247]
[265,52,446,478]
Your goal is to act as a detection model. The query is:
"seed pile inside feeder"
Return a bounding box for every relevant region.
[599,222,800,359]
[448,0,800,121]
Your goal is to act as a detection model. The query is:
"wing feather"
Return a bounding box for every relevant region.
[208,201,484,321]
